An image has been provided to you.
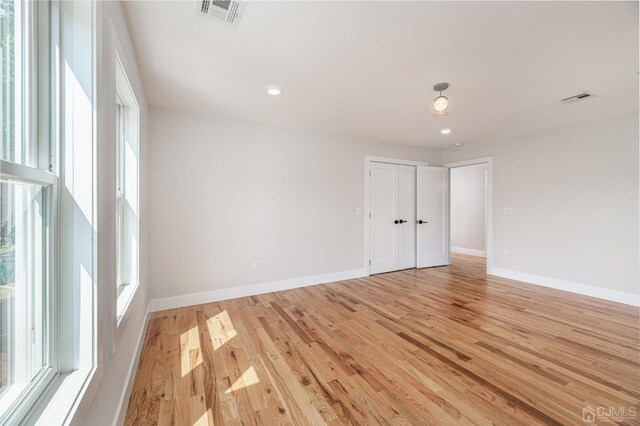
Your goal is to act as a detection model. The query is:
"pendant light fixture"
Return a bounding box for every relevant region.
[433,82,449,118]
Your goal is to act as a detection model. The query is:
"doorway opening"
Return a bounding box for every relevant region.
[444,157,493,275]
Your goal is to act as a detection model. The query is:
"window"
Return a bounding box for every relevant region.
[114,56,139,323]
[0,0,56,422]
[2,0,98,422]
[115,96,124,295]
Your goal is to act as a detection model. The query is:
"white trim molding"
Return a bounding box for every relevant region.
[489,267,640,307]
[451,247,486,257]
[113,301,151,426]
[443,157,494,169]
[364,155,429,167]
[149,268,367,312]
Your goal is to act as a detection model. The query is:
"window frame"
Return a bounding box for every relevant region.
[111,41,139,339]
[115,96,125,295]
[3,0,104,423]
[0,0,58,423]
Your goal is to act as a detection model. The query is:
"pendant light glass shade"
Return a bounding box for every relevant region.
[433,94,449,118]
[432,82,450,118]
[433,95,449,112]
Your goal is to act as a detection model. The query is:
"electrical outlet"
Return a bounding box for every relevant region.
[253,260,262,270]
[503,207,513,216]
[503,250,510,259]
[356,207,362,216]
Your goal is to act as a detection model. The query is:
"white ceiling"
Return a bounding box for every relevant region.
[123,1,639,148]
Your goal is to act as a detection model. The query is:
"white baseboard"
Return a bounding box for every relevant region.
[149,268,368,312]
[451,247,486,257]
[113,301,151,426]
[489,267,640,307]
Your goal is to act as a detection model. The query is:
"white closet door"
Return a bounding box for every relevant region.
[370,162,399,274]
[398,165,417,270]
[416,166,450,268]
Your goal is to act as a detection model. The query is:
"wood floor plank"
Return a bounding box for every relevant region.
[126,254,640,425]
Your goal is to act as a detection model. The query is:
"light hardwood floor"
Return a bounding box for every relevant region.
[125,254,640,425]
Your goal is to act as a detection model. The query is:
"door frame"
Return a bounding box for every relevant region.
[443,156,494,274]
[364,156,428,276]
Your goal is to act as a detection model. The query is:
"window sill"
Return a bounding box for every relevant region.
[23,367,96,426]
[1,367,57,425]
[116,282,139,328]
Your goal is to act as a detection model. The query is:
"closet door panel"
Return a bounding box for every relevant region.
[398,165,417,270]
[370,162,399,274]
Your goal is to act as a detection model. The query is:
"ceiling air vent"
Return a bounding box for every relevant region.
[560,91,595,104]
[198,0,246,28]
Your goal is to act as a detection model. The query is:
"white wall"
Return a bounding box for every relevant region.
[80,1,150,425]
[443,112,639,299]
[450,164,486,253]
[149,107,442,301]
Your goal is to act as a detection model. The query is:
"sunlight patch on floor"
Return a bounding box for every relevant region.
[225,366,260,394]
[192,408,213,426]
[180,325,203,376]
[207,310,238,350]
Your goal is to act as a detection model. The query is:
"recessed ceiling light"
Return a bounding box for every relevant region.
[441,128,452,134]
[265,85,283,96]
[453,142,464,147]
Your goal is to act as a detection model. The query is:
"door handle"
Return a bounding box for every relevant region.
[398,220,407,223]
[394,220,399,224]
[418,220,427,224]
